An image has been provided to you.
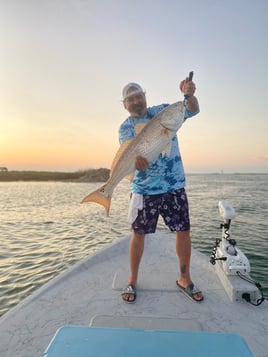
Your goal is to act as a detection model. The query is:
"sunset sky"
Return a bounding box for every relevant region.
[1,0,268,173]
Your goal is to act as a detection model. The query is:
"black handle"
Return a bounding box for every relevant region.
[188,71,193,81]
[184,71,194,99]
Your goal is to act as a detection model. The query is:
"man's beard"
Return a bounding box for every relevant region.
[130,104,146,117]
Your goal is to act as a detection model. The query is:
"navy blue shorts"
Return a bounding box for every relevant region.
[132,188,190,234]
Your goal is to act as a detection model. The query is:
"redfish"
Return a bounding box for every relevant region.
[81,101,185,215]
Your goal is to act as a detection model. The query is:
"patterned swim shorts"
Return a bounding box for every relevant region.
[132,188,190,234]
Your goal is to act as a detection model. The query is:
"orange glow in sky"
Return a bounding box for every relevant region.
[1,1,268,173]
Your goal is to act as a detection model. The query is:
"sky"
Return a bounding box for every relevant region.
[1,0,268,173]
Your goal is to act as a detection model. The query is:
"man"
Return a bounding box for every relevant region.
[120,77,203,303]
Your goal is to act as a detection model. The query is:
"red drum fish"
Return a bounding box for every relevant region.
[81,101,185,215]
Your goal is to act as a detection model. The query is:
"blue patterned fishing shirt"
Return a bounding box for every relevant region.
[119,103,199,195]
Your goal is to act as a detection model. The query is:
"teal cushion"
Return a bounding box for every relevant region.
[44,326,253,357]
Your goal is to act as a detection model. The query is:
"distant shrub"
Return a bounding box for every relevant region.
[0,169,110,182]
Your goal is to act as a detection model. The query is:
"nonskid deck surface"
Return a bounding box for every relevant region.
[0,232,267,357]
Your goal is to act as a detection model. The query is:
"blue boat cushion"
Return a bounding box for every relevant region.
[44,326,253,357]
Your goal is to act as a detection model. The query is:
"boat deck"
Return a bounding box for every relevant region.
[0,231,267,356]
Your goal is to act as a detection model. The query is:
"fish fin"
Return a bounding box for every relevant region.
[160,127,173,157]
[110,139,132,177]
[81,184,112,216]
[161,141,172,157]
[134,122,147,136]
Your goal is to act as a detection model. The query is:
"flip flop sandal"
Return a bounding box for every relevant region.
[176,281,204,303]
[121,284,137,304]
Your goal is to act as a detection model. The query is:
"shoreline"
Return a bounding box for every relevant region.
[0,170,267,182]
[0,168,110,182]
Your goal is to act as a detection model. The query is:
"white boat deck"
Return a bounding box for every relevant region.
[0,231,267,356]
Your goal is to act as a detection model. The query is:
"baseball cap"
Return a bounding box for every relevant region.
[122,82,145,101]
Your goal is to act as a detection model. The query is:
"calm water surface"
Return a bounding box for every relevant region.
[0,174,267,316]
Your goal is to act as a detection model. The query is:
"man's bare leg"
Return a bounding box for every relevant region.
[176,230,203,301]
[122,233,145,302]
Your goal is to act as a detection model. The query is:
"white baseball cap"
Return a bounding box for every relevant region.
[122,82,145,101]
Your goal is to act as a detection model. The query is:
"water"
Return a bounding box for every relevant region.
[0,174,267,316]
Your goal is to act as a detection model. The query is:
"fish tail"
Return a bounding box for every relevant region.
[81,184,112,216]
